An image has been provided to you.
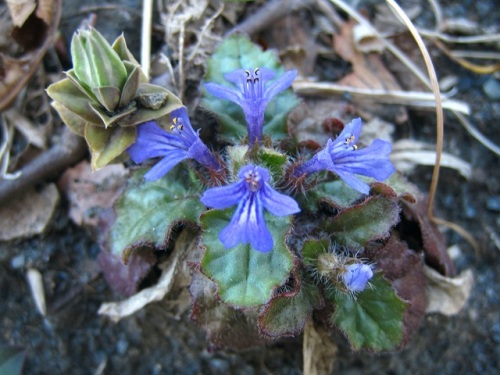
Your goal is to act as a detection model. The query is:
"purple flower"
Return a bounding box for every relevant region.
[204,67,297,146]
[341,263,373,292]
[201,164,300,252]
[295,118,395,194]
[127,107,219,181]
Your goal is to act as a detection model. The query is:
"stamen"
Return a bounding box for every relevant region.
[170,125,175,131]
[177,124,184,131]
[344,135,355,144]
[244,169,261,192]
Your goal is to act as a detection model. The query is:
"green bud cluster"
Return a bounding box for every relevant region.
[47,28,183,170]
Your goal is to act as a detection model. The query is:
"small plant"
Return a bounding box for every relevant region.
[48,30,456,353]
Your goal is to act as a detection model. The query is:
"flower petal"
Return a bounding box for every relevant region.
[263,69,297,100]
[127,122,184,163]
[331,139,395,181]
[333,169,371,195]
[261,184,301,216]
[219,194,273,252]
[201,182,246,209]
[342,264,374,292]
[223,68,247,90]
[204,82,242,105]
[143,150,188,181]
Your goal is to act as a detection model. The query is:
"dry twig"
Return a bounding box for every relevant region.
[0,128,87,204]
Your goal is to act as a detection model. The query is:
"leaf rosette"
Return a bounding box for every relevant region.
[47,28,183,170]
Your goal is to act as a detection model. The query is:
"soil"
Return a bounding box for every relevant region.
[1,1,499,374]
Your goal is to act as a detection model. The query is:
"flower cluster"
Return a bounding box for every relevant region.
[127,66,394,292]
[53,31,453,352]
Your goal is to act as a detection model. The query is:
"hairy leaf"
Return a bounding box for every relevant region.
[325,196,400,250]
[190,271,265,351]
[110,167,204,261]
[329,274,408,351]
[308,179,363,211]
[200,209,294,307]
[258,279,322,338]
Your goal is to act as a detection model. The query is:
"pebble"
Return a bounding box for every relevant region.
[116,337,129,355]
[483,76,500,100]
[208,358,230,374]
[11,254,25,269]
[486,196,500,212]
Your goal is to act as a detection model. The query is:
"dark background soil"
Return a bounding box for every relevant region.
[1,0,499,374]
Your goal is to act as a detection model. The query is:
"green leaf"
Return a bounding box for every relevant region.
[112,35,143,70]
[257,147,287,179]
[110,167,205,260]
[46,77,101,124]
[324,196,400,250]
[202,34,298,142]
[51,101,87,136]
[329,274,408,351]
[92,86,121,112]
[120,84,183,126]
[264,90,300,139]
[200,209,295,307]
[71,31,93,93]
[89,102,137,128]
[258,279,322,338]
[119,65,141,107]
[88,28,128,90]
[226,145,249,178]
[85,124,136,170]
[0,346,25,375]
[301,238,330,268]
[308,179,363,210]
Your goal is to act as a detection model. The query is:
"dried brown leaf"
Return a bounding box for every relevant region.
[391,139,472,179]
[4,108,46,149]
[334,20,402,92]
[0,0,62,111]
[0,183,59,241]
[425,266,473,316]
[287,97,351,145]
[5,0,37,27]
[26,268,46,316]
[302,320,337,375]
[401,198,456,277]
[366,234,426,348]
[57,161,127,227]
[35,0,56,25]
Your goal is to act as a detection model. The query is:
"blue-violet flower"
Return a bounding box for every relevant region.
[201,164,300,252]
[341,263,374,293]
[294,118,395,194]
[204,67,297,146]
[127,107,219,181]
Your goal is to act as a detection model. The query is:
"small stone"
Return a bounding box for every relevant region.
[11,254,25,269]
[486,196,500,212]
[483,76,500,100]
[116,337,128,355]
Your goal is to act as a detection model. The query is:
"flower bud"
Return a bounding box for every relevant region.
[341,263,374,292]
